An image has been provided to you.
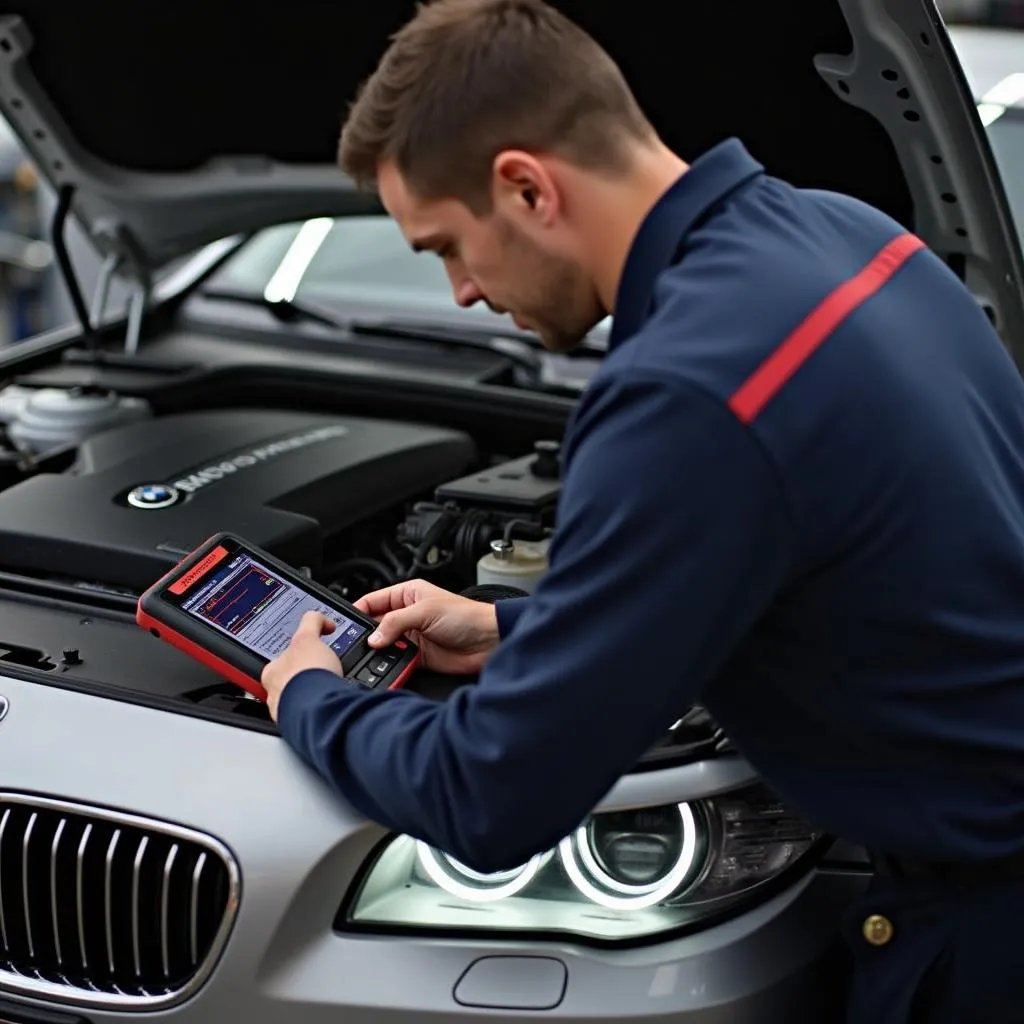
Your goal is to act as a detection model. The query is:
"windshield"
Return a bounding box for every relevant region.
[217,216,460,313]
[943,24,1024,242]
[983,108,1024,234]
[202,214,611,343]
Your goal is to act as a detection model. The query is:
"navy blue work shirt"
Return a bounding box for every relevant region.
[278,138,1024,873]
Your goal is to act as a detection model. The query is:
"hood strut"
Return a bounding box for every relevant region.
[49,184,94,353]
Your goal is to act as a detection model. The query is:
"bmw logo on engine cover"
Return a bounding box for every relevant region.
[127,484,180,510]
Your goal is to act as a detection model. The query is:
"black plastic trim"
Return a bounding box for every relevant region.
[0,580,279,735]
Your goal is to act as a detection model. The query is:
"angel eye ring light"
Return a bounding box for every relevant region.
[558,802,700,910]
[415,841,547,902]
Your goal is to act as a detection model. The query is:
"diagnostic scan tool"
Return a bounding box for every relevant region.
[137,532,418,701]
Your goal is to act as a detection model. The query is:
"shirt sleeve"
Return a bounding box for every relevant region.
[277,369,795,873]
[494,597,529,638]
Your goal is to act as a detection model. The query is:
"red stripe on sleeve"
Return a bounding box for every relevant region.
[728,233,926,424]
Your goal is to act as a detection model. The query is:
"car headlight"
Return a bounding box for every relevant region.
[343,784,825,943]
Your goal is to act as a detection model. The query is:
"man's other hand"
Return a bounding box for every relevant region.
[262,611,342,721]
[355,579,500,675]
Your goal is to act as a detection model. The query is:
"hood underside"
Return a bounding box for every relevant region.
[0,0,1021,355]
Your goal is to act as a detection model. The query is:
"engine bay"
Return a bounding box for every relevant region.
[0,382,564,716]
[0,383,562,598]
[0,376,727,764]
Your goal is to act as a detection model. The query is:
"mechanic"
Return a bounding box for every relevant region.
[262,1,1024,1020]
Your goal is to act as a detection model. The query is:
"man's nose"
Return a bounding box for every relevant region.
[453,278,484,308]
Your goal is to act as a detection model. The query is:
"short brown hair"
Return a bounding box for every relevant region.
[338,0,655,211]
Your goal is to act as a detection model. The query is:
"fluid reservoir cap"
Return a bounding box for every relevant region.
[530,439,561,480]
[489,538,514,561]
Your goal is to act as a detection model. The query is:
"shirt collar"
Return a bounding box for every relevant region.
[608,138,765,349]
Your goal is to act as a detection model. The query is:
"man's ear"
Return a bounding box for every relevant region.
[492,150,559,225]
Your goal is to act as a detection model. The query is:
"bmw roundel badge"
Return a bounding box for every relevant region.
[127,484,180,510]
[0,695,8,723]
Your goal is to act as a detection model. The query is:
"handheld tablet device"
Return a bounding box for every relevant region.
[136,532,419,701]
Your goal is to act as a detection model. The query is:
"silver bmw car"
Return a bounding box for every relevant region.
[0,2,1019,1021]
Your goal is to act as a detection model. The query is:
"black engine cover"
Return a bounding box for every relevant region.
[0,409,475,590]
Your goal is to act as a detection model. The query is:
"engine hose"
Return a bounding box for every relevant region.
[453,510,494,576]
[379,539,407,576]
[405,509,460,578]
[502,518,542,545]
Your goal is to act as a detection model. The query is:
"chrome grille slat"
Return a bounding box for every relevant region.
[160,844,178,979]
[50,817,66,968]
[0,795,238,1010]
[104,828,119,977]
[75,823,91,972]
[22,812,36,960]
[130,835,148,979]
[190,851,206,967]
[0,806,10,951]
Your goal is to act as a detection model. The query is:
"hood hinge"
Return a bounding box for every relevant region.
[90,217,152,357]
[49,185,153,360]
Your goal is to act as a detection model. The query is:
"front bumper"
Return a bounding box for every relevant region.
[0,673,864,1023]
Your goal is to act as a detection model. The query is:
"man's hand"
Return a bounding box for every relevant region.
[355,579,501,675]
[262,611,342,721]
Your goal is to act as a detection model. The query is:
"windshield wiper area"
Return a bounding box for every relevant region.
[196,286,548,377]
[198,287,341,327]
[347,318,543,371]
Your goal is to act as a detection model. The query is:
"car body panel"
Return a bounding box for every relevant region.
[0,672,863,1022]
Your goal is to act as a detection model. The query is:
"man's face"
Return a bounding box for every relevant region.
[378,160,604,352]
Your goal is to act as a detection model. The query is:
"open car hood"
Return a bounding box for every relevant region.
[0,0,1022,355]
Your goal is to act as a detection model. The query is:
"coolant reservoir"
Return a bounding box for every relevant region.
[0,385,32,424]
[477,538,550,593]
[7,387,151,455]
